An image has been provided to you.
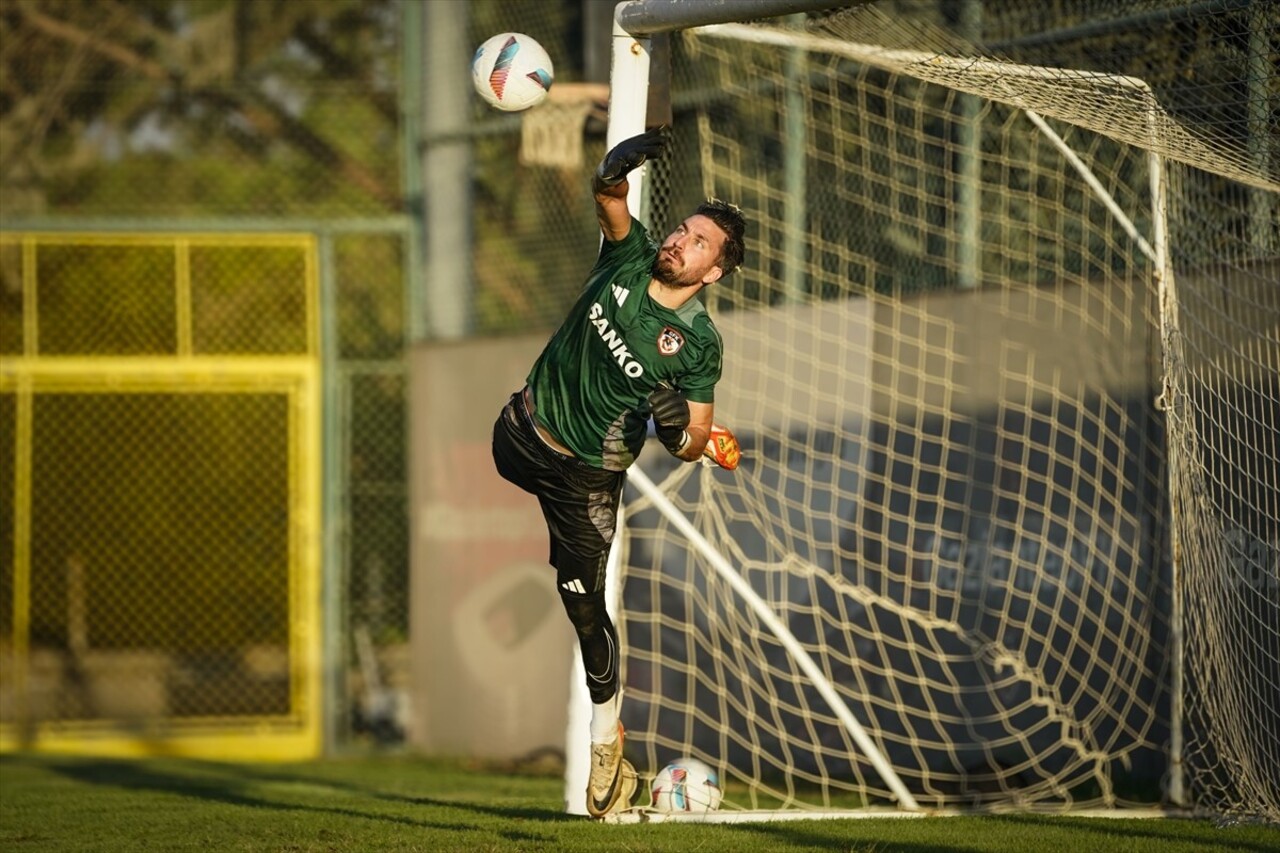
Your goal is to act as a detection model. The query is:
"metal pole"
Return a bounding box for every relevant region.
[985,0,1252,51]
[1247,0,1276,252]
[401,0,427,344]
[609,4,654,219]
[618,0,860,34]
[783,14,807,304]
[10,373,33,743]
[319,229,348,755]
[423,0,472,339]
[955,0,981,289]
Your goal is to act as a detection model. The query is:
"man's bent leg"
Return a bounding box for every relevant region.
[558,583,619,706]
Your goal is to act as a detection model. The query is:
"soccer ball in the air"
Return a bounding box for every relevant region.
[472,33,554,112]
[650,758,723,813]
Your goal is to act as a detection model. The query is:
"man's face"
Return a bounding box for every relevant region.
[652,214,727,289]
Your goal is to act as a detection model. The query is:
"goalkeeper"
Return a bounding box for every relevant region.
[491,126,745,818]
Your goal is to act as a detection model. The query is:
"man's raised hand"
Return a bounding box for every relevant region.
[648,383,690,457]
[594,126,669,191]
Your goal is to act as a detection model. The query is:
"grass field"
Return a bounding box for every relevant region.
[2,752,1277,852]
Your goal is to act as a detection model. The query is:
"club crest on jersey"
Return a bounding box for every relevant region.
[657,326,685,356]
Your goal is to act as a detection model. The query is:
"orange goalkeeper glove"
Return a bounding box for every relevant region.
[701,423,741,471]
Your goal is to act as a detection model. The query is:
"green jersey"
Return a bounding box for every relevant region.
[527,217,723,471]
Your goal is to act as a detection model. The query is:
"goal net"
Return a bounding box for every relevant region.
[612,5,1279,820]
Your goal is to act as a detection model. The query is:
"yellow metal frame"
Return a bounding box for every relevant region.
[0,232,323,761]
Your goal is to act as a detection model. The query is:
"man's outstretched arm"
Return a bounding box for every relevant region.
[593,127,668,242]
[594,178,631,243]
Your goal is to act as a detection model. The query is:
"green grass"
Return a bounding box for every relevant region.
[1,753,1277,852]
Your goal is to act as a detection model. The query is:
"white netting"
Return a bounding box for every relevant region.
[617,4,1277,820]
[1160,165,1279,820]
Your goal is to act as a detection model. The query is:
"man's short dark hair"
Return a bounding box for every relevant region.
[696,198,746,276]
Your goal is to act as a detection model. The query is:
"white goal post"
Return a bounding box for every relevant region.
[563,0,1279,823]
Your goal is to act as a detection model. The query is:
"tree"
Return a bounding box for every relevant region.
[1,0,401,217]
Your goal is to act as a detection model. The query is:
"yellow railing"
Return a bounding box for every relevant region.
[0,232,322,760]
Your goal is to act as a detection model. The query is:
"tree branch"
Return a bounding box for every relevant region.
[12,1,400,209]
[16,3,170,81]
[291,18,398,124]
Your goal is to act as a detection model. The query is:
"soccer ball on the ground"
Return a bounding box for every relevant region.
[649,758,723,813]
[471,33,554,112]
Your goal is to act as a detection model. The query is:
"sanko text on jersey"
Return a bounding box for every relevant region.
[587,301,645,378]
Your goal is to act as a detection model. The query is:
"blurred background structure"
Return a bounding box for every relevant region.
[1,0,1276,820]
[1,0,609,760]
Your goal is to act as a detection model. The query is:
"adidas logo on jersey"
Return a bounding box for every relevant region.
[611,283,629,307]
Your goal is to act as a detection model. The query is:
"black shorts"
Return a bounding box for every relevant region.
[491,389,624,594]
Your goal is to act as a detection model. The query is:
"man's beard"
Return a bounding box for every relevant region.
[651,253,700,288]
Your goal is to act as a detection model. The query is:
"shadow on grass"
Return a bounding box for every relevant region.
[717,818,985,853]
[699,811,1280,853]
[9,754,1276,852]
[13,754,567,844]
[187,755,579,823]
[979,813,1280,852]
[732,809,1280,850]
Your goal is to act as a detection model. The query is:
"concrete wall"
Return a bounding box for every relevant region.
[408,335,574,759]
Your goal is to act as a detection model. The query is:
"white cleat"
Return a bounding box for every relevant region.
[585,723,632,818]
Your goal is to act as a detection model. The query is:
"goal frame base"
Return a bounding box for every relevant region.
[601,806,1183,824]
